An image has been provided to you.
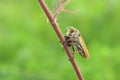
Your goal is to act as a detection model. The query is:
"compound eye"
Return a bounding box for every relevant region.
[70,29,74,33]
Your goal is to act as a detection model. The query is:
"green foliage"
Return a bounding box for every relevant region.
[0,0,120,80]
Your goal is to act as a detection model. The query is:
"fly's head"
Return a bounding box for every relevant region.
[66,27,80,38]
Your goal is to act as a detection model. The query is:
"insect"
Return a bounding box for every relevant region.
[64,27,89,59]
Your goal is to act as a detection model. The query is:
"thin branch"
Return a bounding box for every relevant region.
[53,0,66,19]
[56,0,66,10]
[38,0,83,80]
[53,0,72,19]
[61,9,77,14]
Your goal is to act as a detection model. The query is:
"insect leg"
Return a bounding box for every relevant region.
[71,45,76,59]
[64,36,75,46]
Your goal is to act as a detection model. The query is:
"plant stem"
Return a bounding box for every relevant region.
[38,0,83,80]
[53,0,65,19]
[53,0,72,19]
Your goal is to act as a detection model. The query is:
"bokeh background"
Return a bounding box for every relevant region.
[0,0,120,80]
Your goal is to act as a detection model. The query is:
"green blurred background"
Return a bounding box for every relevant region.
[0,0,120,80]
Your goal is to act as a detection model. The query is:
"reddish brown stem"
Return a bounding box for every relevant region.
[53,0,72,19]
[53,0,65,19]
[38,0,83,80]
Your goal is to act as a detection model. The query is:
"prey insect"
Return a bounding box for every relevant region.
[64,27,89,59]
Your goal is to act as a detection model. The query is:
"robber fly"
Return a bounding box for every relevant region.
[64,27,89,59]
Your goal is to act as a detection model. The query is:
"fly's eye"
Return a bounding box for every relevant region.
[70,29,74,33]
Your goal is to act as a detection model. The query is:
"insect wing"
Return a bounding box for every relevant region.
[78,36,89,59]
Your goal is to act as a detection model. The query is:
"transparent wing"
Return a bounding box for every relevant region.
[78,36,89,59]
